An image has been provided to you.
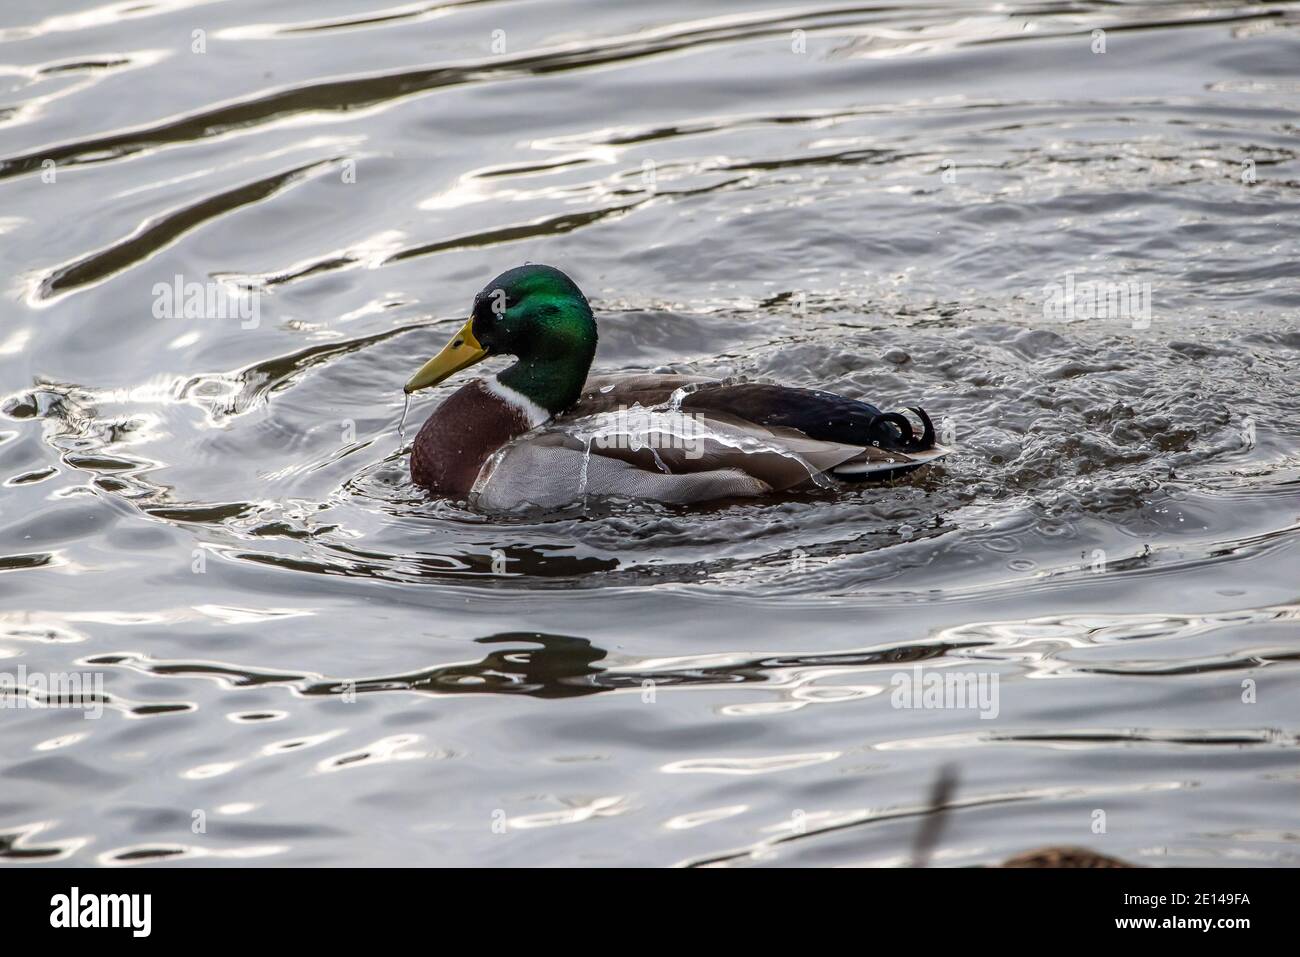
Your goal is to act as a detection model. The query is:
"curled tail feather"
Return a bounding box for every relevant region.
[869,406,936,452]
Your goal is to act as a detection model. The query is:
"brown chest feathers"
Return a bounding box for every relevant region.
[410,380,533,496]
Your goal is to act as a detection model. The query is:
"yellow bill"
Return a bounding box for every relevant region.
[404,318,488,393]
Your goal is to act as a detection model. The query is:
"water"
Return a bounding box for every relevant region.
[1,0,1297,867]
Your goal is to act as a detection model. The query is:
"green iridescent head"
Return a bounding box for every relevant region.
[404,264,598,415]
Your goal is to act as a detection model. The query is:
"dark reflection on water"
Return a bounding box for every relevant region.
[0,0,1298,866]
[84,630,974,700]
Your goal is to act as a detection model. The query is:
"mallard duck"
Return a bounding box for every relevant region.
[404,264,948,510]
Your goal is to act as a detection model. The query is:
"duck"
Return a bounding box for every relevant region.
[403,264,948,510]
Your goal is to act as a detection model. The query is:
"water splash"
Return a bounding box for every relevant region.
[578,434,593,508]
[398,393,411,446]
[564,407,836,492]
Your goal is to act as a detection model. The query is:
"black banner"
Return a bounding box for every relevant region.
[0,865,1278,942]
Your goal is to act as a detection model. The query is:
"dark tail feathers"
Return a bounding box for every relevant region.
[869,406,936,452]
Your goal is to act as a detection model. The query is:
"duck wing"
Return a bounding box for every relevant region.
[680,382,937,453]
[472,436,772,511]
[571,373,714,415]
[469,375,948,510]
[574,376,938,454]
[471,408,905,511]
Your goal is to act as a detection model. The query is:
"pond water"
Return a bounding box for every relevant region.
[0,0,1297,866]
